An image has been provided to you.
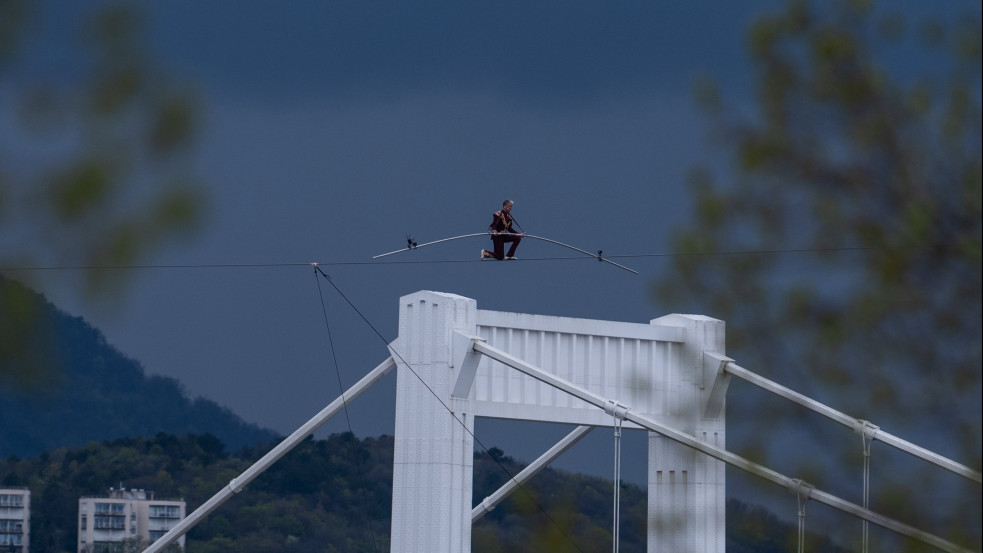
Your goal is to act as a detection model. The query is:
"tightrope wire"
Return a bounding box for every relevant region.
[0,245,884,272]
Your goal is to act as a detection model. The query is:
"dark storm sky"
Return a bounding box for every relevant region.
[12,3,974,522]
[18,1,778,485]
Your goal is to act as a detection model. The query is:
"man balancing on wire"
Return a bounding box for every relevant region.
[481,199,525,261]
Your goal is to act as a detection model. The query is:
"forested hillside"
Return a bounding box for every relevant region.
[0,432,848,553]
[0,275,278,457]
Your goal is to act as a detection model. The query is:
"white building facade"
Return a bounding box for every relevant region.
[0,488,29,552]
[78,488,185,553]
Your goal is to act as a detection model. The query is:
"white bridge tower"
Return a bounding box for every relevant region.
[144,289,976,553]
[389,290,728,553]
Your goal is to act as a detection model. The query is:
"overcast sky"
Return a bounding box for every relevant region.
[12,0,782,480]
[7,1,977,540]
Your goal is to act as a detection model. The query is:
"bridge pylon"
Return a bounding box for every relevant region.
[389,290,727,553]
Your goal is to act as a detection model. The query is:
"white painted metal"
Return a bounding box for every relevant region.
[712,354,983,484]
[862,431,874,553]
[795,488,808,553]
[451,331,483,399]
[393,294,721,552]
[389,291,478,553]
[613,416,623,553]
[141,356,396,553]
[649,314,727,553]
[140,290,974,553]
[473,340,974,553]
[470,309,724,553]
[471,425,594,522]
[701,351,732,419]
[471,308,687,427]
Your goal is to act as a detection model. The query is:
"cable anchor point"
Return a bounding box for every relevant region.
[787,478,815,501]
[312,264,331,280]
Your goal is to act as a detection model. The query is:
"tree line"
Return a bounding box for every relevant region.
[0,432,848,553]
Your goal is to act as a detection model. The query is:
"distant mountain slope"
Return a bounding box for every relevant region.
[0,274,279,457]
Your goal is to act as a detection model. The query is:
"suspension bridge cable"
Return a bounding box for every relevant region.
[0,245,886,273]
[312,266,587,553]
[862,431,874,553]
[312,268,383,553]
[612,414,623,553]
[796,492,807,553]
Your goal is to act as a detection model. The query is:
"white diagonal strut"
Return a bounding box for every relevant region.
[707,353,983,484]
[472,340,974,553]
[142,356,396,553]
[472,425,594,522]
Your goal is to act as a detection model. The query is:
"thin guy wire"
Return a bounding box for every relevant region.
[313,268,383,553]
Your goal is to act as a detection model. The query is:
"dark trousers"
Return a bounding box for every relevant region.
[489,234,521,260]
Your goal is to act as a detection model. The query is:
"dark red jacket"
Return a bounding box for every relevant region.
[489,210,516,234]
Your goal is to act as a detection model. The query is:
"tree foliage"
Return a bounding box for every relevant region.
[0,432,847,553]
[656,0,980,549]
[0,0,204,385]
[0,0,202,289]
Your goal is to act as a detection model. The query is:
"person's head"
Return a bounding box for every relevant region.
[502,199,513,212]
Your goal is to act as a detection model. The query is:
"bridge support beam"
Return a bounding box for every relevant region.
[390,291,478,553]
[648,314,727,553]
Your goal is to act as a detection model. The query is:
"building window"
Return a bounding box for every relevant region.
[0,494,23,507]
[92,542,124,553]
[94,502,125,516]
[94,516,125,530]
[0,534,23,546]
[0,520,24,532]
[149,505,181,518]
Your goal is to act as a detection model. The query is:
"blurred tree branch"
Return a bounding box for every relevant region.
[0,0,204,388]
[656,0,980,548]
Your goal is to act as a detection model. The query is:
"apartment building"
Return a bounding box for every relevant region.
[78,488,185,553]
[0,488,29,552]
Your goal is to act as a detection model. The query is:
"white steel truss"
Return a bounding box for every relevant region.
[471,339,974,553]
[142,291,978,553]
